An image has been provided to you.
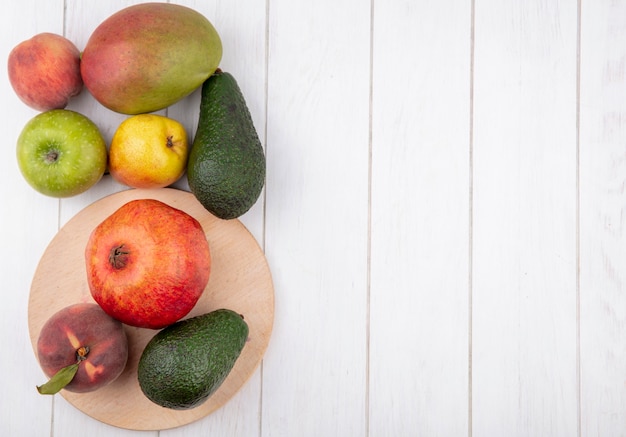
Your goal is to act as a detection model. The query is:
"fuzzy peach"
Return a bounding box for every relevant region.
[8,33,83,111]
[36,303,128,393]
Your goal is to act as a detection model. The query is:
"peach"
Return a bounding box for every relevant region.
[8,32,83,111]
[36,303,128,393]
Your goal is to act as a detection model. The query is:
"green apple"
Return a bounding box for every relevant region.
[16,109,107,197]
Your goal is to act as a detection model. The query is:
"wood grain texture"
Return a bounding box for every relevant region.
[4,0,626,435]
[262,0,370,435]
[579,1,626,435]
[369,1,471,435]
[472,0,579,435]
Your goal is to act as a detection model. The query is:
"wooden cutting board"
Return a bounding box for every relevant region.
[27,188,274,431]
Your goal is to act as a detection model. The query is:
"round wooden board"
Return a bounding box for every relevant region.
[27,188,274,431]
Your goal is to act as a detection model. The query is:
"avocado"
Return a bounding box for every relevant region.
[187,70,266,220]
[137,309,249,410]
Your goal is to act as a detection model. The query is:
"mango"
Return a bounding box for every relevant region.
[80,3,222,115]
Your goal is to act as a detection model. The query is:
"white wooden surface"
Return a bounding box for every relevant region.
[2,0,626,436]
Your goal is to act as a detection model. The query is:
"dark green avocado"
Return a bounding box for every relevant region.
[187,70,266,220]
[137,309,249,410]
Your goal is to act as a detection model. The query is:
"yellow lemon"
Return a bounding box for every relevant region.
[109,114,189,189]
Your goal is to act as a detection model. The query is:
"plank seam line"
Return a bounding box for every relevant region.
[468,0,476,436]
[259,0,272,435]
[365,0,375,436]
[575,1,582,436]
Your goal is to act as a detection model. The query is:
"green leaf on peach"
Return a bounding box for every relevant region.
[36,363,79,395]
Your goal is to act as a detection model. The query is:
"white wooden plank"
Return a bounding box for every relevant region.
[369,0,471,435]
[472,0,579,435]
[579,1,626,435]
[0,3,66,436]
[262,0,370,435]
